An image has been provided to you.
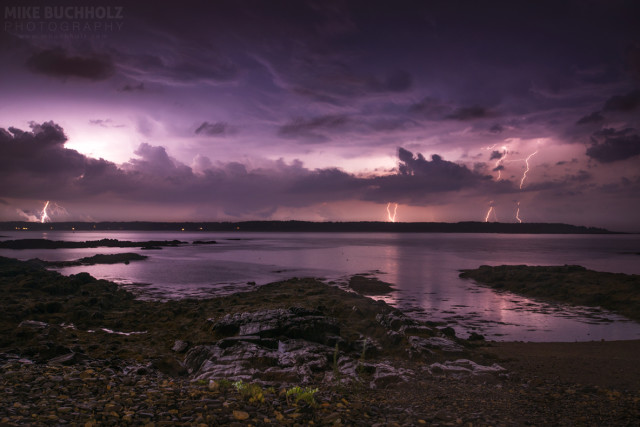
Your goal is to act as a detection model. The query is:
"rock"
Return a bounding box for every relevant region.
[440,326,457,337]
[468,332,485,341]
[408,336,464,355]
[17,320,48,330]
[428,359,505,376]
[48,352,86,365]
[376,312,416,331]
[369,362,415,389]
[348,275,395,295]
[171,340,189,353]
[152,356,188,377]
[233,410,250,420]
[209,307,339,344]
[193,240,218,245]
[187,338,334,385]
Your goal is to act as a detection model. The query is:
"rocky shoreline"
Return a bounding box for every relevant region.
[2,256,640,425]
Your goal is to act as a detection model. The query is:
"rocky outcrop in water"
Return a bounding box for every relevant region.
[28,253,147,267]
[0,238,184,250]
[348,274,395,295]
[460,264,640,322]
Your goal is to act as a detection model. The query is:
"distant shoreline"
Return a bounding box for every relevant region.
[0,220,619,234]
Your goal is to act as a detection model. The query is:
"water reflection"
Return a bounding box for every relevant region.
[1,231,640,341]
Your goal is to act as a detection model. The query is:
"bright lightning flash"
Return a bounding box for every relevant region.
[40,201,51,223]
[484,201,498,222]
[386,202,398,222]
[519,150,538,189]
[515,202,522,223]
[494,146,508,180]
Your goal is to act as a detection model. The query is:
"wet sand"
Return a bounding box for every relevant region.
[480,339,640,392]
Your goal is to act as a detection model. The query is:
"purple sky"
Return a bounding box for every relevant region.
[1,1,640,230]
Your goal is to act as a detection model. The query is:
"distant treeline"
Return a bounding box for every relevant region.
[0,221,616,234]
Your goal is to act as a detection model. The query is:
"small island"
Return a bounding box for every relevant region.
[28,253,148,268]
[459,264,640,322]
[0,238,184,250]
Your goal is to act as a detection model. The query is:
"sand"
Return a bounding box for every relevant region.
[480,339,640,392]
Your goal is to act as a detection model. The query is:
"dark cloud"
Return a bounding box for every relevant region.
[489,124,504,133]
[368,118,417,132]
[195,121,232,137]
[120,82,145,92]
[289,68,413,102]
[603,90,640,112]
[489,150,504,160]
[627,43,640,81]
[396,147,490,188]
[409,99,493,122]
[569,170,592,182]
[26,48,114,81]
[576,111,604,125]
[362,148,498,204]
[377,70,413,92]
[586,133,640,163]
[590,127,635,141]
[287,168,363,198]
[278,114,350,142]
[0,121,86,196]
[409,97,449,118]
[1,122,516,216]
[115,46,238,86]
[446,106,491,121]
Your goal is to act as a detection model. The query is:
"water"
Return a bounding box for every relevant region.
[2,230,640,342]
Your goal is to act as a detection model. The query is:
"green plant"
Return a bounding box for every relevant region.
[356,338,368,375]
[285,386,319,406]
[233,380,265,403]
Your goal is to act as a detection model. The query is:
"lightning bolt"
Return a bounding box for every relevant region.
[515,201,522,223]
[493,146,508,180]
[519,150,538,189]
[484,201,498,222]
[386,202,398,222]
[40,201,50,223]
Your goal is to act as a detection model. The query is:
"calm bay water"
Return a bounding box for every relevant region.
[2,230,640,342]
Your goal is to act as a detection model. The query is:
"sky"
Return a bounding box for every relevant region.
[1,0,639,231]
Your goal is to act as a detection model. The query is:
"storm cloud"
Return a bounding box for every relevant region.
[26,48,114,80]
[446,106,492,121]
[603,90,640,112]
[587,133,640,163]
[2,1,640,229]
[0,122,516,216]
[195,121,232,137]
[576,111,604,125]
[278,114,351,143]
